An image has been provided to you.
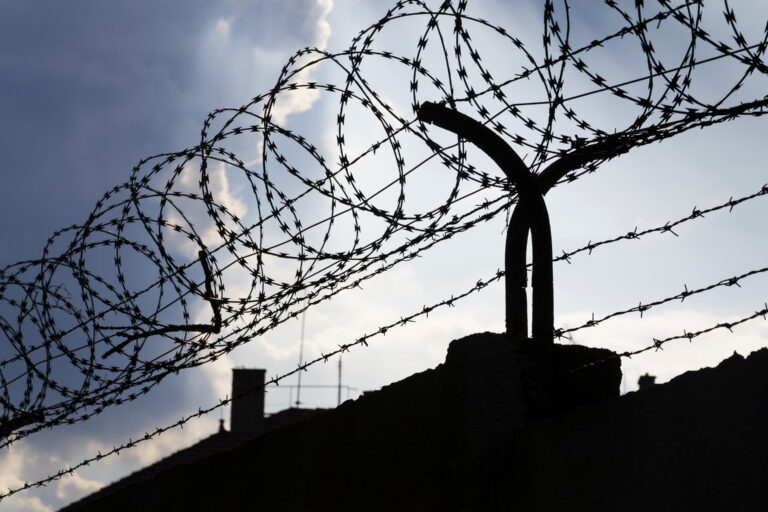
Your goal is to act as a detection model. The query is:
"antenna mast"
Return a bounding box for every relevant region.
[295,312,306,408]
[337,355,342,406]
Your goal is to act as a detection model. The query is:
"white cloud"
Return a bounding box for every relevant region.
[198,0,334,126]
[0,444,54,512]
[4,1,768,510]
[0,495,52,512]
[121,417,218,468]
[0,413,219,511]
[55,472,103,502]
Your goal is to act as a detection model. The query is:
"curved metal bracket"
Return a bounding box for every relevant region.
[418,102,553,343]
[417,102,635,344]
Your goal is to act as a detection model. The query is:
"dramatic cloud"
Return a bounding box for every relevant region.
[0,443,54,512]
[0,0,333,262]
[1,1,766,510]
[0,1,335,510]
[55,473,103,503]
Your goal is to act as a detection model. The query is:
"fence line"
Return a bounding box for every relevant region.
[4,177,767,500]
[2,0,768,502]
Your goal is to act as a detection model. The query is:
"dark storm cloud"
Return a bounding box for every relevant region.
[0,0,329,262]
[1,1,205,261]
[0,1,332,509]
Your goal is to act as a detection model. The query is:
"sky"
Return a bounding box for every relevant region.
[1,1,767,510]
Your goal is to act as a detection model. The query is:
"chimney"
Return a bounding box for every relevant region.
[637,373,656,390]
[230,368,266,435]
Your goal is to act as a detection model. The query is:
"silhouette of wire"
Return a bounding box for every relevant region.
[2,0,768,466]
[572,302,768,373]
[558,265,768,338]
[3,175,767,501]
[4,295,767,502]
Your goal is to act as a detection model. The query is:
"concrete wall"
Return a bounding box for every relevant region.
[64,334,768,511]
[478,349,768,511]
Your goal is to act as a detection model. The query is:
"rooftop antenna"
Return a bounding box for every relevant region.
[295,312,306,408]
[337,354,343,406]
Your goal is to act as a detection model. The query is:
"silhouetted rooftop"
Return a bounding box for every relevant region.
[62,407,326,511]
[61,334,768,511]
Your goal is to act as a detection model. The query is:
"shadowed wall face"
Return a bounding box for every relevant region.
[231,369,265,434]
[59,341,768,512]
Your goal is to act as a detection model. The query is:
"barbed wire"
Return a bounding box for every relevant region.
[572,301,768,374]
[5,289,767,503]
[558,265,768,338]
[2,0,767,463]
[3,173,767,501]
[7,287,768,503]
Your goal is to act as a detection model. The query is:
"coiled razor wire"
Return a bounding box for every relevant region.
[3,180,768,502]
[2,0,768,443]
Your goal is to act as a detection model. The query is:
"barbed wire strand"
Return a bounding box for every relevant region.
[2,0,768,499]
[3,176,767,501]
